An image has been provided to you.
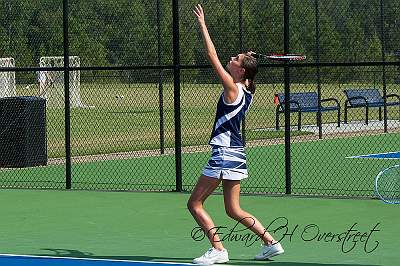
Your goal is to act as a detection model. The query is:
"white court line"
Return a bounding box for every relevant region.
[346,151,400,159]
[0,253,195,265]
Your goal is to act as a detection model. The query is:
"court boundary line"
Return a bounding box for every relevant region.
[0,253,195,265]
[346,151,400,159]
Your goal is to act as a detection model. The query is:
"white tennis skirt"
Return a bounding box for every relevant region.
[202,146,248,181]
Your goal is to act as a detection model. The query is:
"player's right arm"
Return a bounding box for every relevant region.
[193,4,238,104]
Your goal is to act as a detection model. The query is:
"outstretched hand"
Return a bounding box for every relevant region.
[193,4,205,25]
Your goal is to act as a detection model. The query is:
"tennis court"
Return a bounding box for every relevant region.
[1,0,400,265]
[0,188,397,265]
[0,132,399,265]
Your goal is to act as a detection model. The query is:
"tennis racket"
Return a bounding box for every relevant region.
[249,52,306,61]
[374,165,400,204]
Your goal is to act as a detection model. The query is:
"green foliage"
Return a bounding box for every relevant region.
[1,0,399,83]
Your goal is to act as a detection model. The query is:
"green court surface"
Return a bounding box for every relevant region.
[0,189,398,265]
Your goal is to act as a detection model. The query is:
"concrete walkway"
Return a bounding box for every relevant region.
[301,119,400,134]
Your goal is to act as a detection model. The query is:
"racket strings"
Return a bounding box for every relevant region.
[377,166,400,203]
[380,180,400,199]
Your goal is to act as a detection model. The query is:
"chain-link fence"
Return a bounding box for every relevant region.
[0,0,399,197]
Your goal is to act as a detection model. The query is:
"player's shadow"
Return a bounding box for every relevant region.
[36,249,380,266]
[36,248,193,263]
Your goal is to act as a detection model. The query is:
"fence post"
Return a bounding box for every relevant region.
[172,0,182,192]
[239,0,246,145]
[157,0,165,154]
[379,0,388,133]
[63,0,72,189]
[284,0,291,195]
[315,0,322,139]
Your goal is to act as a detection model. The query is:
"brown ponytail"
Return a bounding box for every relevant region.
[242,55,258,94]
[246,79,256,94]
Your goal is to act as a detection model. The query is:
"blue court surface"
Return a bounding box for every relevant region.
[0,254,195,266]
[347,151,400,159]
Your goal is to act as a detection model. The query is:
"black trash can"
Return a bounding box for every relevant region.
[0,96,47,168]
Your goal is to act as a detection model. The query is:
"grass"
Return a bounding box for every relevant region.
[15,81,400,158]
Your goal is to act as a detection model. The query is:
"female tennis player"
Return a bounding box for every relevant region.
[187,4,284,265]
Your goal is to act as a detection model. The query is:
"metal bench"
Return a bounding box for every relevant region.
[343,88,400,124]
[275,92,340,130]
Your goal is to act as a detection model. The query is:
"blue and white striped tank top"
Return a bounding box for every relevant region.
[209,83,253,147]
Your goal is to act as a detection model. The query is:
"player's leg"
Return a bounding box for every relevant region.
[187,175,223,249]
[222,179,275,243]
[222,179,284,260]
[188,175,229,264]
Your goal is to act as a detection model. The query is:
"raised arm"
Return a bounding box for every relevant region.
[193,4,238,103]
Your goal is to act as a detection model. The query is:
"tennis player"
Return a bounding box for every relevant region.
[187,4,284,265]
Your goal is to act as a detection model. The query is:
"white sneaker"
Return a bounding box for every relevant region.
[193,247,229,265]
[254,242,284,260]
